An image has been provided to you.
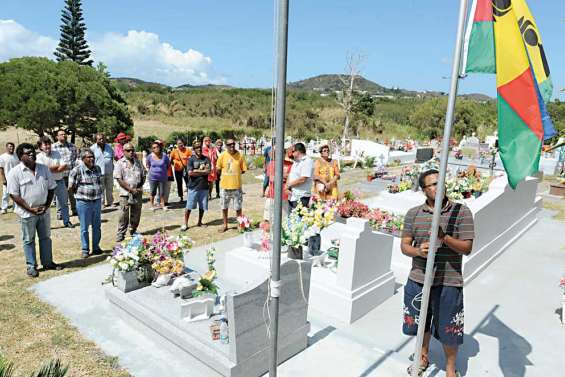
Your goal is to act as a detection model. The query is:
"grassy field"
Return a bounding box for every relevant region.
[0,168,370,376]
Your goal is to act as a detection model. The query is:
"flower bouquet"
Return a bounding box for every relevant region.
[237,215,253,233]
[336,198,369,219]
[109,234,153,292]
[282,211,308,259]
[193,247,219,297]
[367,208,404,236]
[296,200,336,256]
[147,232,193,287]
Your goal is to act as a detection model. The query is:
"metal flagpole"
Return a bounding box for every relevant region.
[269,0,289,376]
[410,0,468,376]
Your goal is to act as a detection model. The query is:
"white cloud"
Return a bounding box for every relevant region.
[0,20,223,87]
[0,20,57,60]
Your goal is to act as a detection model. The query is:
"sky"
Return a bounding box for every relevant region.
[1,0,564,99]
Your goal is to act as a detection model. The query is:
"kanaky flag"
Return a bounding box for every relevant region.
[462,0,557,188]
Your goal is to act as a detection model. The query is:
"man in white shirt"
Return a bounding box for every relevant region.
[287,142,314,210]
[8,143,63,277]
[36,136,73,228]
[53,129,78,216]
[0,142,19,214]
[90,133,115,207]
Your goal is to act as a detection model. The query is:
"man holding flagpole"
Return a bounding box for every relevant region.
[402,169,474,377]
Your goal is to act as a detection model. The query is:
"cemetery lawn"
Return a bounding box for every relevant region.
[0,168,369,376]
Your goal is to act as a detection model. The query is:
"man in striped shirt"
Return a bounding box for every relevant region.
[401,169,474,377]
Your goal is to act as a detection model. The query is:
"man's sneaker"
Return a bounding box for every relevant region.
[180,225,188,231]
[27,267,39,278]
[64,222,74,228]
[92,249,104,256]
[0,209,7,214]
[82,251,90,259]
[43,263,64,271]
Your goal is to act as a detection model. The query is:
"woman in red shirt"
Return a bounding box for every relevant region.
[263,144,294,223]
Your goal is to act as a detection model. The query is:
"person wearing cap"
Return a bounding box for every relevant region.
[113,132,131,161]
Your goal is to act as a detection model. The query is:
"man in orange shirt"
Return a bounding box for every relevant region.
[170,138,192,202]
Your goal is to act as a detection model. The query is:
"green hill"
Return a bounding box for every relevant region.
[289,74,387,93]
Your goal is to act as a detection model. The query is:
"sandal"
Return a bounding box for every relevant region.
[406,354,429,376]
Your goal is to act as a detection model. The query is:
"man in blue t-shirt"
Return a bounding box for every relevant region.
[262,138,273,196]
[181,142,210,231]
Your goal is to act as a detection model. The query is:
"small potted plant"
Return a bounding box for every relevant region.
[282,212,307,259]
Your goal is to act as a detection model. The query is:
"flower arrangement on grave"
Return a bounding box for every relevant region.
[297,200,336,235]
[387,181,411,194]
[401,165,421,183]
[193,247,219,297]
[109,234,150,273]
[446,175,491,201]
[336,192,369,219]
[281,210,308,248]
[148,232,193,277]
[367,208,405,236]
[237,215,253,233]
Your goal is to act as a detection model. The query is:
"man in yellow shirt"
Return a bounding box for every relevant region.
[216,138,247,232]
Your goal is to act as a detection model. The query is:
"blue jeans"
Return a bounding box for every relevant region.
[20,212,53,269]
[1,184,10,210]
[54,179,70,225]
[76,198,102,253]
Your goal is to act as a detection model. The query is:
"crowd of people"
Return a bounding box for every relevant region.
[1,132,344,278]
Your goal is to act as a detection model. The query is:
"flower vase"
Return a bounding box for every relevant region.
[115,270,143,293]
[152,273,173,288]
[307,234,322,256]
[288,245,303,260]
[411,178,419,191]
[243,231,254,248]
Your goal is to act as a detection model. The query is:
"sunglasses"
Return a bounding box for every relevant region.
[124,149,134,152]
[22,150,35,156]
[423,182,438,189]
[226,143,235,146]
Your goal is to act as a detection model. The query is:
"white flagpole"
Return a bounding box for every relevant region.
[411,1,469,376]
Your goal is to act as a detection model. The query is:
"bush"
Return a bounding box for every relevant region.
[252,155,265,169]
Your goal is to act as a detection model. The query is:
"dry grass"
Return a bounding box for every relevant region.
[543,199,565,221]
[0,168,366,376]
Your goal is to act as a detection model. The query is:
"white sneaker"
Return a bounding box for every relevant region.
[180,225,188,231]
[0,209,6,214]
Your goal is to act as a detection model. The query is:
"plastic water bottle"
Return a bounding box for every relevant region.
[220,319,229,344]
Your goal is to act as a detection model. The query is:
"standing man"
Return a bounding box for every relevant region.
[53,129,78,217]
[90,134,115,208]
[202,136,218,200]
[69,150,104,259]
[170,138,192,202]
[181,142,210,231]
[287,142,314,210]
[8,143,63,277]
[401,169,474,377]
[213,139,224,199]
[36,136,73,228]
[114,143,145,242]
[0,142,19,214]
[216,138,247,233]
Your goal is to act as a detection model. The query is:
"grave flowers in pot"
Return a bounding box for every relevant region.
[297,200,336,256]
[367,208,405,237]
[336,191,369,220]
[109,234,153,293]
[148,232,193,287]
[282,210,308,260]
[237,215,254,248]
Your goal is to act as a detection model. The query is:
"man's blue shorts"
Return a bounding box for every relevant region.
[186,189,209,211]
[402,279,464,346]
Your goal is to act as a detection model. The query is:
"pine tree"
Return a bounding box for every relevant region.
[54,0,93,65]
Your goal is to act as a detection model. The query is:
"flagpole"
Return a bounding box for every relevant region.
[411,1,468,376]
[269,0,289,376]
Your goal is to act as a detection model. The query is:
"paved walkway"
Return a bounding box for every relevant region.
[33,209,565,377]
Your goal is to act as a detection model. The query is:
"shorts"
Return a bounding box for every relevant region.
[220,188,243,211]
[186,189,209,211]
[402,279,464,346]
[263,198,288,221]
[149,180,166,197]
